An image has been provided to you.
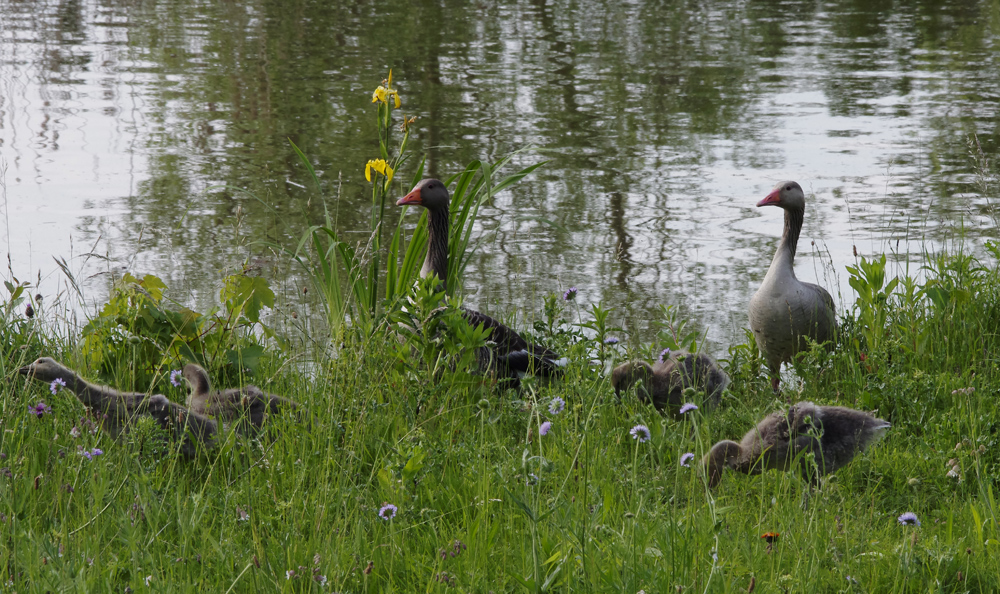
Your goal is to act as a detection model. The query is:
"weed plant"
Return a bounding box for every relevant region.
[3,74,1000,593]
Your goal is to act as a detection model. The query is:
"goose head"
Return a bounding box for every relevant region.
[757,180,804,211]
[18,357,75,383]
[396,178,450,211]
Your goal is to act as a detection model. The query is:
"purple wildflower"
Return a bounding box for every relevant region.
[897,512,920,526]
[379,503,398,521]
[604,337,619,345]
[630,424,651,443]
[29,401,52,418]
[563,287,578,301]
[49,378,66,395]
[170,369,182,387]
[679,403,698,415]
[80,447,103,460]
[548,397,565,415]
[658,348,672,363]
[679,453,695,467]
[539,421,552,436]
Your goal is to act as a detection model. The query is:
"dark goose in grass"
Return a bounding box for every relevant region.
[19,357,217,456]
[611,351,728,417]
[748,181,837,393]
[702,401,890,488]
[396,178,565,385]
[182,363,305,434]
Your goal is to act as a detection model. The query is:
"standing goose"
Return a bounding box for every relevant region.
[702,401,890,487]
[748,181,837,392]
[611,351,728,416]
[396,178,564,383]
[181,363,304,434]
[19,357,217,456]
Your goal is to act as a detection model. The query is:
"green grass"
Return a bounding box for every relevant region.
[2,242,1000,593]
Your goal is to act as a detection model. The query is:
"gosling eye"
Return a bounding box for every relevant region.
[785,185,792,191]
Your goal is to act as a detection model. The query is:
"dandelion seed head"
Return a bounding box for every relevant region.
[629,424,651,443]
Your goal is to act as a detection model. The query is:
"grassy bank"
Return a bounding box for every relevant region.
[2,241,1000,593]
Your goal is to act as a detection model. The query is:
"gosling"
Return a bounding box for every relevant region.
[19,357,217,456]
[182,363,305,434]
[703,401,890,487]
[612,351,729,417]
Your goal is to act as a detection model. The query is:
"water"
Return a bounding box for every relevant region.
[2,0,998,352]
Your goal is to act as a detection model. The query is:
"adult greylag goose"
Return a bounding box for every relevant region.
[181,363,305,434]
[396,178,564,384]
[611,350,728,416]
[748,181,837,393]
[703,401,889,487]
[19,357,217,456]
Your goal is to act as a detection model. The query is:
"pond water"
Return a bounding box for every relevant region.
[2,0,998,353]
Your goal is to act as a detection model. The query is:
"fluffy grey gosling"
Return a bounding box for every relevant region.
[703,401,889,487]
[611,351,729,417]
[19,357,217,456]
[182,363,305,434]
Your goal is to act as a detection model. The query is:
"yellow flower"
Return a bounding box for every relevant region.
[371,70,401,108]
[365,159,394,183]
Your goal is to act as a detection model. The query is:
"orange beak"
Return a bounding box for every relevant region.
[396,187,422,206]
[756,187,781,208]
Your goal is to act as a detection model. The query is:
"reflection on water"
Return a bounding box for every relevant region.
[1,0,998,351]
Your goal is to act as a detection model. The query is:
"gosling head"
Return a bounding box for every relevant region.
[181,364,212,398]
[18,357,75,383]
[702,440,743,488]
[610,361,653,400]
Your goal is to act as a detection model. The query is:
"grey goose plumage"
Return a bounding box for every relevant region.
[748,181,837,392]
[19,357,217,456]
[611,351,728,417]
[396,178,564,384]
[703,401,890,487]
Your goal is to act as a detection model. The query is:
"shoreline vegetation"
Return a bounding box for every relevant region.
[3,72,1000,592]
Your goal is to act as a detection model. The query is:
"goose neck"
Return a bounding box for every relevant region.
[424,205,450,289]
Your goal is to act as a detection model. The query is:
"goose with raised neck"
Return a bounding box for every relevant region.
[612,350,728,416]
[396,178,564,383]
[181,363,305,434]
[748,181,837,393]
[703,401,889,487]
[19,357,217,456]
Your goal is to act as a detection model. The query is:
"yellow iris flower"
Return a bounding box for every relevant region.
[365,159,394,183]
[371,69,401,108]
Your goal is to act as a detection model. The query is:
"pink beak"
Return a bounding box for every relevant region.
[756,187,782,207]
